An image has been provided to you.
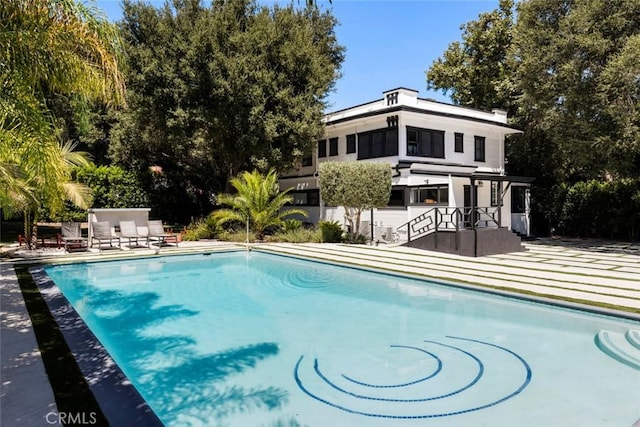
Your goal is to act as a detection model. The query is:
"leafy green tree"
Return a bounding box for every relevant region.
[111,0,344,220]
[426,0,640,236]
[427,0,517,113]
[513,0,640,180]
[596,34,640,177]
[318,162,392,236]
[212,169,307,239]
[0,0,125,247]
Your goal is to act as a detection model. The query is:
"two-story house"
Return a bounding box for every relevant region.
[280,88,533,255]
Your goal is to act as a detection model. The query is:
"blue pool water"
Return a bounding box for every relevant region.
[45,251,640,426]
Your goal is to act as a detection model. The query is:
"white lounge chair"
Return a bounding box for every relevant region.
[147,220,178,249]
[119,220,147,249]
[61,222,88,252]
[91,221,120,251]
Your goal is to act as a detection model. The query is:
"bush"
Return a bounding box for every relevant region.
[75,165,149,208]
[550,178,640,240]
[344,233,368,244]
[269,228,322,243]
[319,220,343,243]
[217,229,258,243]
[40,164,150,222]
[182,215,219,241]
[282,218,303,232]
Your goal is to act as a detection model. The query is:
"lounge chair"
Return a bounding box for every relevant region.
[119,220,147,248]
[61,222,88,252]
[91,221,120,251]
[147,220,179,249]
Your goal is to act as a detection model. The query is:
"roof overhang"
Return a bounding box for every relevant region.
[325,105,523,133]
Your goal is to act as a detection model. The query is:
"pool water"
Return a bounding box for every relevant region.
[45,251,640,426]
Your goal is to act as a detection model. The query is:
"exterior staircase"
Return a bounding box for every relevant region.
[397,206,524,256]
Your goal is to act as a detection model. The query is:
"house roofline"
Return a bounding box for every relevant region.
[325,105,522,133]
[416,97,509,116]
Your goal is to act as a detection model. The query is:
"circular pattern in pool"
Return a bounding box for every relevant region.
[294,335,532,419]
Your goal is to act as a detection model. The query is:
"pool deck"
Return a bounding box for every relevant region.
[1,238,639,426]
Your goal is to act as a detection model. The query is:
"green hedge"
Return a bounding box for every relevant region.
[550,179,640,240]
[40,165,150,222]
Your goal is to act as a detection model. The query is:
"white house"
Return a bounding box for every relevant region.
[280,88,532,254]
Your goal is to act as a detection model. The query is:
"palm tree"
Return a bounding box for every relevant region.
[213,169,308,239]
[0,0,125,247]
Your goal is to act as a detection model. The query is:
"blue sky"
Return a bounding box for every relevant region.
[94,0,499,111]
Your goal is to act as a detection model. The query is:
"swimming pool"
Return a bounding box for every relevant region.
[44,251,640,426]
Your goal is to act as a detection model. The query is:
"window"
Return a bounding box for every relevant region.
[301,155,312,167]
[409,185,449,205]
[407,129,418,155]
[386,92,398,105]
[291,192,308,205]
[357,128,399,160]
[491,181,500,206]
[474,136,485,162]
[318,140,327,158]
[288,190,320,206]
[308,190,320,206]
[455,132,464,153]
[387,188,406,207]
[346,134,356,153]
[406,127,445,158]
[329,137,338,156]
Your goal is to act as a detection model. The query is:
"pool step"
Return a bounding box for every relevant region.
[595,329,640,371]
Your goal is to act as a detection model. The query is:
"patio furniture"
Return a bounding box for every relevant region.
[91,221,121,251]
[147,220,179,249]
[61,222,88,252]
[119,220,147,248]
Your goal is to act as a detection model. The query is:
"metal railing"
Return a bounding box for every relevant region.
[397,206,501,244]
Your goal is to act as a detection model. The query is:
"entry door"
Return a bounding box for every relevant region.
[463,185,478,227]
[510,186,529,236]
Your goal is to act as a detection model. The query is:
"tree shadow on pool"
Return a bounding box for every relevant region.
[56,281,288,423]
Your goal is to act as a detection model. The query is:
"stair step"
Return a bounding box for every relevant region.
[595,330,640,371]
[626,329,640,351]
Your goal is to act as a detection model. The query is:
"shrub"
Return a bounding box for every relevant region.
[182,215,219,241]
[344,233,368,244]
[282,218,303,232]
[550,178,640,240]
[319,220,343,243]
[270,228,322,243]
[41,164,150,222]
[217,229,258,242]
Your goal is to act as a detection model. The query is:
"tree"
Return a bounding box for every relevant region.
[513,0,640,180]
[318,162,392,236]
[0,0,125,246]
[111,0,344,221]
[425,0,640,236]
[212,169,307,239]
[426,0,517,114]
